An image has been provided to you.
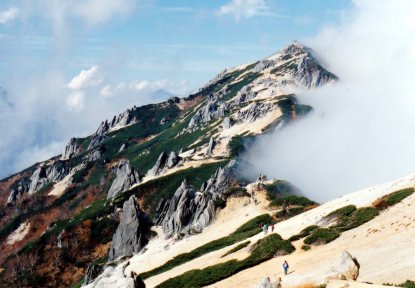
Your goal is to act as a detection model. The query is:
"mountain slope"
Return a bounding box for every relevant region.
[0,41,338,288]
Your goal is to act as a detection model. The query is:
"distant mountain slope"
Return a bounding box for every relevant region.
[0,41,337,288]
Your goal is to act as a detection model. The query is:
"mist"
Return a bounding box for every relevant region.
[245,0,415,202]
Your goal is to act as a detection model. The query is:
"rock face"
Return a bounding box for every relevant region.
[7,178,30,204]
[108,196,152,261]
[156,160,236,238]
[61,138,81,160]
[107,160,140,199]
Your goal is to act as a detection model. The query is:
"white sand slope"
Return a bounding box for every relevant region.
[206,173,415,288]
[6,221,30,246]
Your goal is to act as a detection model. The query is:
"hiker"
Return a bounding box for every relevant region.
[271,224,274,232]
[282,260,289,275]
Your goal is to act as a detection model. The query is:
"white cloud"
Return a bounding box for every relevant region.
[246,0,415,202]
[65,91,85,111]
[67,66,102,90]
[72,0,135,26]
[0,8,18,24]
[217,0,268,20]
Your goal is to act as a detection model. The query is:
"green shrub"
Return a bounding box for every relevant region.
[221,241,250,257]
[156,234,294,288]
[374,188,415,210]
[228,135,255,158]
[334,207,378,232]
[270,195,315,207]
[140,214,271,280]
[304,228,339,245]
[301,245,311,251]
[326,205,357,218]
[275,207,305,219]
[289,225,318,241]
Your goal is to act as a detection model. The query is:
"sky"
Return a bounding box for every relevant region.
[0,0,351,178]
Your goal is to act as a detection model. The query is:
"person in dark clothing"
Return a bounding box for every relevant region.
[282,260,289,275]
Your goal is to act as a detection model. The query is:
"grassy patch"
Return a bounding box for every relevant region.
[373,188,415,210]
[156,233,294,288]
[140,214,272,280]
[303,228,340,245]
[221,241,250,258]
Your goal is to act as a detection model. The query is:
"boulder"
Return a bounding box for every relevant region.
[254,277,275,288]
[338,251,360,280]
[327,251,360,281]
[222,117,232,129]
[107,160,140,199]
[166,151,180,169]
[108,196,152,261]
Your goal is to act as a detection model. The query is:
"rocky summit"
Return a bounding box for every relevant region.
[0,41,412,288]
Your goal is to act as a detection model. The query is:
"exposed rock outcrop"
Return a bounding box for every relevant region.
[84,263,104,285]
[88,120,109,150]
[84,147,103,162]
[27,161,69,195]
[108,196,152,261]
[157,160,236,238]
[206,137,216,157]
[188,100,226,129]
[7,178,30,204]
[146,152,168,177]
[107,160,140,199]
[61,138,81,160]
[166,151,180,169]
[88,109,137,150]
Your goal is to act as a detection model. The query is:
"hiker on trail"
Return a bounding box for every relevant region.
[271,224,274,232]
[282,260,289,275]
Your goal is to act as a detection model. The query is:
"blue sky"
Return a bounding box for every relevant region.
[0,0,351,178]
[0,0,350,88]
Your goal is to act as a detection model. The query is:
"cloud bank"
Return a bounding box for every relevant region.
[245,0,415,202]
